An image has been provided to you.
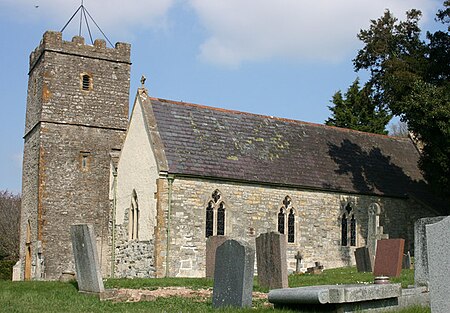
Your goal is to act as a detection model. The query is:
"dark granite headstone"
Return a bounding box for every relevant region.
[373,239,405,278]
[212,239,255,308]
[206,235,228,278]
[70,224,104,293]
[255,232,288,289]
[355,247,373,272]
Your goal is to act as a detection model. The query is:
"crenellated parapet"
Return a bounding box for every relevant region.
[29,31,131,73]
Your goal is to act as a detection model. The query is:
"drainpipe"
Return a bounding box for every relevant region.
[111,168,118,278]
[165,175,174,277]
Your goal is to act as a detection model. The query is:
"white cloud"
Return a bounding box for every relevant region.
[1,0,175,37]
[188,0,440,67]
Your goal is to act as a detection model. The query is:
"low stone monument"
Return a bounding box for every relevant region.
[206,235,228,278]
[269,283,402,312]
[414,216,446,287]
[212,239,255,308]
[70,224,104,294]
[426,216,450,313]
[373,239,404,278]
[255,232,288,289]
[355,246,372,272]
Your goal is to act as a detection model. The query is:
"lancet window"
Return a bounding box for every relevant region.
[341,203,356,246]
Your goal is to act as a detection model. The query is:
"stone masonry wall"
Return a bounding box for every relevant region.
[155,176,437,277]
[20,31,130,280]
[114,209,155,278]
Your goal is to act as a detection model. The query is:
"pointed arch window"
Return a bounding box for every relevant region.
[129,190,139,240]
[278,208,285,234]
[277,196,296,243]
[217,202,225,236]
[205,190,226,238]
[288,209,295,243]
[341,203,356,246]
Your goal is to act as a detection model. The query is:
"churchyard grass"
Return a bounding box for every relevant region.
[0,267,425,313]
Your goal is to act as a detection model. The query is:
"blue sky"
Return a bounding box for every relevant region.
[0,0,443,193]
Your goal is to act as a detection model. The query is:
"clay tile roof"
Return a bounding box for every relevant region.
[149,97,429,199]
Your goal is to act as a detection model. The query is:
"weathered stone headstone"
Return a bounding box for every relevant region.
[426,216,450,313]
[414,216,446,287]
[212,239,255,308]
[367,203,381,260]
[367,203,389,267]
[373,239,404,277]
[255,232,288,289]
[354,246,372,272]
[12,261,21,281]
[70,224,104,293]
[206,235,228,278]
[402,251,411,270]
[294,251,305,274]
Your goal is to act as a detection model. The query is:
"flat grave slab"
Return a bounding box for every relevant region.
[268,283,402,312]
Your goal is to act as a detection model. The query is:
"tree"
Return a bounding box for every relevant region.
[325,78,391,134]
[352,1,450,201]
[0,191,21,260]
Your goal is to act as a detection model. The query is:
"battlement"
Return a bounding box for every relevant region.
[29,31,131,72]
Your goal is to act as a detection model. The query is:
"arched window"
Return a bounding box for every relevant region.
[129,190,139,240]
[278,208,285,234]
[217,202,225,236]
[341,203,357,246]
[205,201,214,238]
[277,196,296,243]
[205,190,226,238]
[341,214,348,246]
[350,214,356,246]
[288,209,295,243]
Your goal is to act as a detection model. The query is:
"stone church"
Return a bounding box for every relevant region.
[18,31,442,280]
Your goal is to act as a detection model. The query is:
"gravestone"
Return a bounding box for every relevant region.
[294,251,305,274]
[373,239,404,277]
[212,239,255,308]
[206,235,228,278]
[414,216,446,287]
[255,232,288,289]
[426,216,450,313]
[402,251,411,270]
[367,203,389,268]
[354,246,372,272]
[70,224,104,293]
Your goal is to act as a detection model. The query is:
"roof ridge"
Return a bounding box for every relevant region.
[149,96,410,142]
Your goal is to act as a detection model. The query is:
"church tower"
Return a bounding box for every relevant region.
[19,31,131,280]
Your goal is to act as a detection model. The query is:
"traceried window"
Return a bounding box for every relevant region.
[341,203,356,246]
[129,190,139,240]
[277,196,296,243]
[205,190,226,238]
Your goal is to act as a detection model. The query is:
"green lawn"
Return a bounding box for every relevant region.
[0,267,429,313]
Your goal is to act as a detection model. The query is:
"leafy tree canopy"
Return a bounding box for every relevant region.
[325,78,391,134]
[351,1,450,201]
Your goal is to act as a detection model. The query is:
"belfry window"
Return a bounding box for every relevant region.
[341,203,356,246]
[277,196,296,243]
[81,73,93,91]
[205,190,226,238]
